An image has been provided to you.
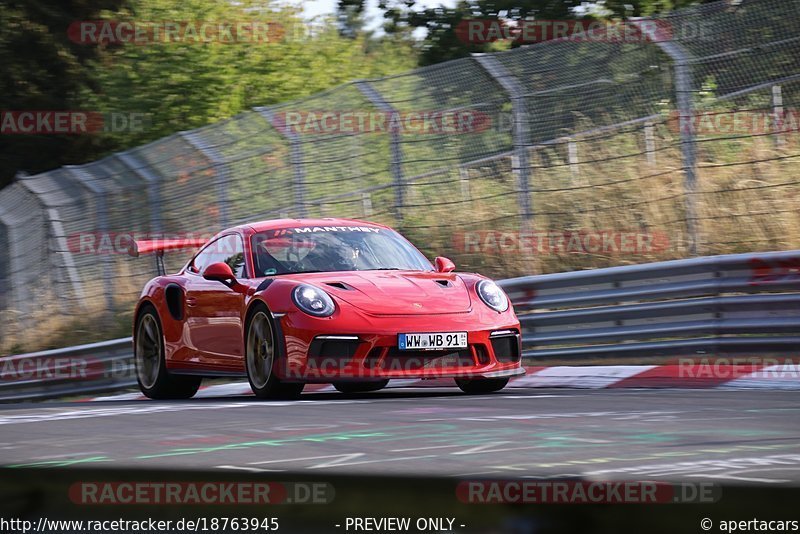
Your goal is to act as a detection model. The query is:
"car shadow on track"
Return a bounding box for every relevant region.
[198,388,478,402]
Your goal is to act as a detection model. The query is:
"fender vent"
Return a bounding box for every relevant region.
[256,279,274,292]
[165,284,184,321]
[434,280,452,287]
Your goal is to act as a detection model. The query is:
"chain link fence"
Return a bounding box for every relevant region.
[1,0,799,352]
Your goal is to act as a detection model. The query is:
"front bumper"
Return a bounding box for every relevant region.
[274,312,524,383]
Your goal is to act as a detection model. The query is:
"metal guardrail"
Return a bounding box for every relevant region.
[500,250,800,359]
[0,338,133,402]
[2,250,799,401]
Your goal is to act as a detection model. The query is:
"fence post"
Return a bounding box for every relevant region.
[361,193,373,217]
[180,131,230,226]
[0,179,22,317]
[65,166,115,317]
[45,207,87,309]
[256,107,308,218]
[0,175,36,315]
[473,54,533,228]
[0,198,9,317]
[115,152,163,234]
[634,19,699,256]
[355,80,405,225]
[459,168,471,201]
[772,85,784,146]
[15,173,87,312]
[644,121,657,166]
[566,138,579,180]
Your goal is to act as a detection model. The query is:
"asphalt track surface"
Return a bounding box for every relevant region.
[1,387,800,484]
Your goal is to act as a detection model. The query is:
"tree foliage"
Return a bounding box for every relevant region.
[0,0,129,186]
[0,0,417,188]
[365,0,718,66]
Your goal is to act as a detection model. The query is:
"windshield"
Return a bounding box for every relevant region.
[251,226,433,276]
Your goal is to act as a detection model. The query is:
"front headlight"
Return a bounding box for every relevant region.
[476,280,509,312]
[292,284,335,317]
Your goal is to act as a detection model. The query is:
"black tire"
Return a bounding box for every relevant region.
[333,380,390,394]
[455,377,509,394]
[134,306,201,400]
[245,303,304,400]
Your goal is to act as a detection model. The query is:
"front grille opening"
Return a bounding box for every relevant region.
[364,347,384,369]
[308,338,361,361]
[491,335,521,363]
[382,348,474,371]
[474,344,491,365]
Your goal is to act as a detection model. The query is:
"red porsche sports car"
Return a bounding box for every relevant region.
[130,218,524,399]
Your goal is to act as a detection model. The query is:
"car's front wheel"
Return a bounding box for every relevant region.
[245,304,304,400]
[135,306,201,399]
[454,377,509,394]
[333,380,390,394]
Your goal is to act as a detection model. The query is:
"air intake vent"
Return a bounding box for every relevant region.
[325,282,351,290]
[491,335,521,364]
[434,280,451,287]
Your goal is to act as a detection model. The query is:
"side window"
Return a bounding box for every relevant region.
[191,234,247,278]
[191,239,219,274]
[219,235,247,278]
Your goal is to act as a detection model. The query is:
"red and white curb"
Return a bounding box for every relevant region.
[86,364,800,401]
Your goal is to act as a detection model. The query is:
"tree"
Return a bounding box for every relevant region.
[0,0,129,189]
[337,0,367,37]
[375,0,718,66]
[0,0,418,189]
[602,0,709,17]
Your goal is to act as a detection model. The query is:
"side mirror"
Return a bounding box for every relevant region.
[203,262,236,284]
[434,256,456,273]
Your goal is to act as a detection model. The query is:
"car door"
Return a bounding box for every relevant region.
[184,233,248,367]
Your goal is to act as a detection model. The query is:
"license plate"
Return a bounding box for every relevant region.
[398,332,468,351]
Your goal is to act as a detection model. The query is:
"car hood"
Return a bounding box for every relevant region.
[289,270,473,315]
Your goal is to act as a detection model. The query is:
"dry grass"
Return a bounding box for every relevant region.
[400,121,800,279]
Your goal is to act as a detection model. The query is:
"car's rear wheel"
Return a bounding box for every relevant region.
[333,380,390,394]
[245,304,304,399]
[454,377,509,394]
[135,306,201,399]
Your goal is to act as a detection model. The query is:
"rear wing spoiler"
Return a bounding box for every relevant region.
[128,238,208,276]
